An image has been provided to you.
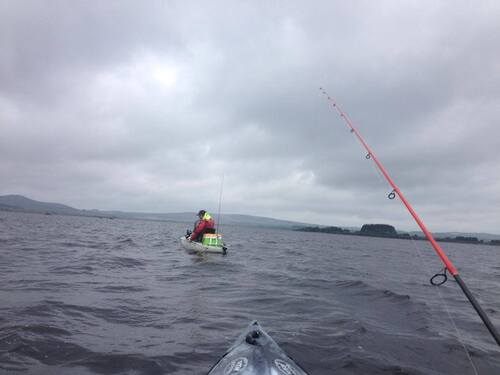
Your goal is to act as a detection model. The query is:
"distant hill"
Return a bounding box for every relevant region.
[0,195,101,216]
[0,195,311,229]
[106,211,311,228]
[2,195,499,239]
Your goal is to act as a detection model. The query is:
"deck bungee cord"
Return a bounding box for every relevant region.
[319,87,500,347]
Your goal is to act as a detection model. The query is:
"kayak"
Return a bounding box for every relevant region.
[207,321,310,375]
[179,236,227,255]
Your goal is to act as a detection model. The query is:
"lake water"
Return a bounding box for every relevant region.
[0,211,499,374]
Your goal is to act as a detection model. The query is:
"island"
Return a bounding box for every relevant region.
[295,224,500,246]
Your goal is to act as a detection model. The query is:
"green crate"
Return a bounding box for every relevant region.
[202,233,223,246]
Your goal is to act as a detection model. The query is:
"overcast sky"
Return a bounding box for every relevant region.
[1,0,499,233]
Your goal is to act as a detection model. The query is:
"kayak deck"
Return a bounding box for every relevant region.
[180,236,227,255]
[207,321,310,374]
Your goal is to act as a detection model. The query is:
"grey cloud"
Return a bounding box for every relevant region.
[1,0,500,233]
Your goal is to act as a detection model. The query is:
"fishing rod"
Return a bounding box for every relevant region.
[216,173,224,235]
[320,87,500,347]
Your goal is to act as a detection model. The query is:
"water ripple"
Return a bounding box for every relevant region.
[1,211,499,374]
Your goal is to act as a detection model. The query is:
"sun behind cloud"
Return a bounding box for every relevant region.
[151,64,178,88]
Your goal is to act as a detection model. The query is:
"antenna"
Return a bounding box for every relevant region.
[216,173,224,235]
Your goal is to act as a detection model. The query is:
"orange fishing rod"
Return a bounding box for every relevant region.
[320,87,500,346]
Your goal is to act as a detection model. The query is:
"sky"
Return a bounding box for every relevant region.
[1,0,500,233]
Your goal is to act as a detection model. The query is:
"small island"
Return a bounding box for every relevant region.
[295,224,500,247]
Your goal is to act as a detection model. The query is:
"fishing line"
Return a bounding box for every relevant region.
[355,121,481,372]
[408,236,480,375]
[350,132,479,372]
[319,87,500,347]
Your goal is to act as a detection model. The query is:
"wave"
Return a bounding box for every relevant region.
[0,331,169,374]
[104,256,147,269]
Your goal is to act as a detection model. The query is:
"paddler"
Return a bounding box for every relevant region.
[188,210,216,242]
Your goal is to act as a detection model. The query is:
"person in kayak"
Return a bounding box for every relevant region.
[188,210,216,242]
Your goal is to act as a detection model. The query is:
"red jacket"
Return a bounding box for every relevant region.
[191,217,215,241]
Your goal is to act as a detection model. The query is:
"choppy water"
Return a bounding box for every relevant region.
[0,211,499,374]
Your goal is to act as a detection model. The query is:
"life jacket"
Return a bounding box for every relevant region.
[191,212,215,241]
